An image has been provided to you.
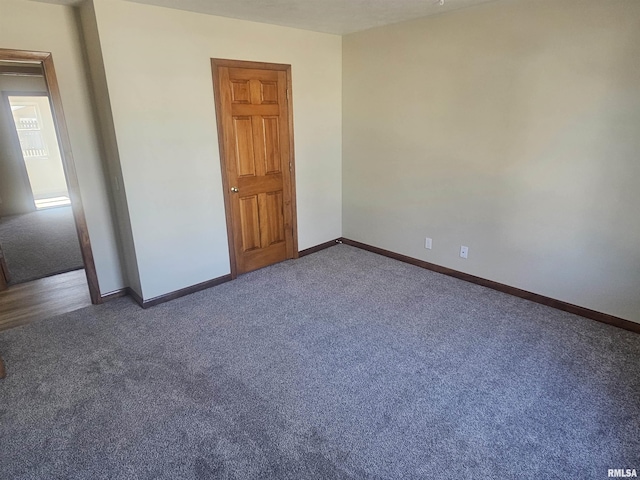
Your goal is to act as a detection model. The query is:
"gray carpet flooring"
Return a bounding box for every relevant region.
[0,206,84,285]
[0,245,639,479]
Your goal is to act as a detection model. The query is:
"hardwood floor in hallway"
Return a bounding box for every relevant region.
[0,269,91,331]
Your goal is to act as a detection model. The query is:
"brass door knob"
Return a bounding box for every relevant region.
[230,187,239,193]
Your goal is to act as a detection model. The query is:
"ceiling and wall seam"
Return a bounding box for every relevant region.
[31,0,501,35]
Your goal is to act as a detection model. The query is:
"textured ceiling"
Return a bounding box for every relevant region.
[31,0,498,34]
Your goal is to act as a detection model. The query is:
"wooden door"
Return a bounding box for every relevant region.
[212,59,298,276]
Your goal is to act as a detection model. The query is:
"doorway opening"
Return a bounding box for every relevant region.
[0,49,101,331]
[8,94,71,210]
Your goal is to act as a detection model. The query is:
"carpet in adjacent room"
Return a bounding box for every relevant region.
[0,206,83,285]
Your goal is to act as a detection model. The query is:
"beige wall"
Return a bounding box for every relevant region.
[78,0,142,296]
[343,0,640,323]
[90,0,342,300]
[0,0,125,294]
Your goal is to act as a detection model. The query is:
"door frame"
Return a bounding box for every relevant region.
[0,48,101,304]
[0,244,8,290]
[211,58,299,279]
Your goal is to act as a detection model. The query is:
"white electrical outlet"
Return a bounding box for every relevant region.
[425,237,433,250]
[460,246,469,259]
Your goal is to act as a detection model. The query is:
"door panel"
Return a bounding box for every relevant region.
[239,195,261,252]
[212,60,297,275]
[230,80,250,104]
[262,117,281,174]
[260,82,278,104]
[233,117,256,177]
[265,191,285,246]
